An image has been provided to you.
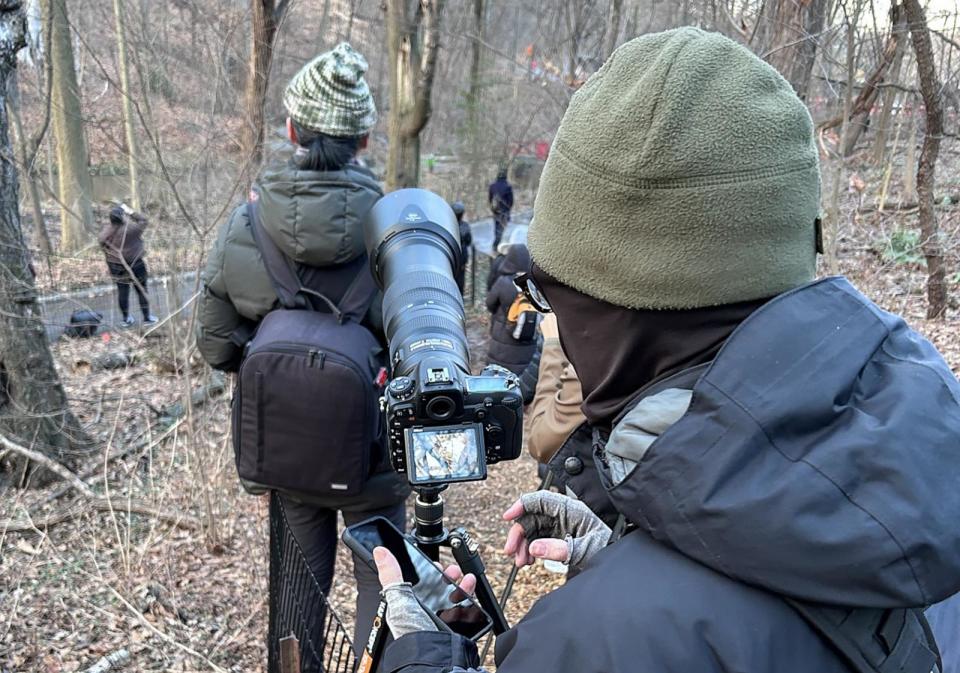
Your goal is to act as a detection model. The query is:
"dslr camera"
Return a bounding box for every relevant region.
[365,189,523,487]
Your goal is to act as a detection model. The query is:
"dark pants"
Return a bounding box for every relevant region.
[492,210,510,250]
[279,495,406,657]
[107,259,150,320]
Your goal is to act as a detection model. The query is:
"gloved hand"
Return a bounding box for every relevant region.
[503,491,612,570]
[374,547,478,640]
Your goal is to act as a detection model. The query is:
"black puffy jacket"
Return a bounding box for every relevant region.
[382,277,960,673]
[485,245,537,375]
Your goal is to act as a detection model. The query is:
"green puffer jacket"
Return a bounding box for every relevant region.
[197,161,411,510]
[196,162,383,371]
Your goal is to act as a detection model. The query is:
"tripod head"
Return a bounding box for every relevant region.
[413,485,449,559]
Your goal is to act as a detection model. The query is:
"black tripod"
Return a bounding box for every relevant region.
[359,485,510,672]
[412,485,510,635]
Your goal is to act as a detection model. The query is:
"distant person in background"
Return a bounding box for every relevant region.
[451,201,472,293]
[488,168,513,250]
[98,203,157,327]
[485,243,538,375]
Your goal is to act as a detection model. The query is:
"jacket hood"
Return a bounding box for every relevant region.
[254,163,382,267]
[499,244,530,276]
[604,277,960,608]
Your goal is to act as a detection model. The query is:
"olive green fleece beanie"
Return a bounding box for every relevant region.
[527,28,821,310]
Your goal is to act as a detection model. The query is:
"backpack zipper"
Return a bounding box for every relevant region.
[308,349,325,368]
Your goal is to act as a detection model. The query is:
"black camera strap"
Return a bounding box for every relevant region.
[247,201,376,325]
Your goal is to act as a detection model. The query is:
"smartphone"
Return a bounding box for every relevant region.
[342,516,494,641]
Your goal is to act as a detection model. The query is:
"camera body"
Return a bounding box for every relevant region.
[364,189,525,486]
[385,357,523,482]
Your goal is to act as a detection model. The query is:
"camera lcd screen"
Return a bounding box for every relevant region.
[346,517,493,640]
[405,424,486,485]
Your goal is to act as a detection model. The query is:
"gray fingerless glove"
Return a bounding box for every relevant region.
[382,582,438,639]
[516,491,613,569]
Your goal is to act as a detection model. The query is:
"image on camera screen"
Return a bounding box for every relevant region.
[406,424,485,484]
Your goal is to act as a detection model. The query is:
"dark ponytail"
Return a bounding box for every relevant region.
[291,121,360,171]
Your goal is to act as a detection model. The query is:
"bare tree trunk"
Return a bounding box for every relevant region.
[603,0,623,60]
[41,0,95,252]
[5,72,52,256]
[903,97,918,202]
[821,3,906,148]
[754,0,830,99]
[113,0,140,209]
[242,0,291,181]
[824,3,859,275]
[872,23,909,163]
[0,3,90,487]
[386,0,446,191]
[466,0,483,184]
[903,0,947,319]
[842,4,907,156]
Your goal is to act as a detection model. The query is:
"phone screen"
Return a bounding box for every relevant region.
[405,424,486,485]
[347,518,492,639]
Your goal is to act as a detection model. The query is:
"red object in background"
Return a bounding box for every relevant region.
[102,332,111,343]
[535,141,550,161]
[375,367,388,388]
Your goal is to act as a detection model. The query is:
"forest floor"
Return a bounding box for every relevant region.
[2,149,960,673]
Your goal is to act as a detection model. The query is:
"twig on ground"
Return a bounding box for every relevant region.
[103,583,228,673]
[82,648,130,673]
[0,498,200,533]
[0,433,96,498]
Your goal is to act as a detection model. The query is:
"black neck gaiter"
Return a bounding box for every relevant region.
[531,263,770,427]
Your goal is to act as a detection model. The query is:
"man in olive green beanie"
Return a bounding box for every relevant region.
[373,26,957,673]
[528,27,821,310]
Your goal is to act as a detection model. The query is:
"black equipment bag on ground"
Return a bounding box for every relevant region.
[232,201,382,499]
[784,599,941,673]
[64,310,103,338]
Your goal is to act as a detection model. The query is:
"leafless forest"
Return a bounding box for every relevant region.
[1,0,959,671]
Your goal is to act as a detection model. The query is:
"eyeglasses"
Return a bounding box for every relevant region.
[513,272,552,313]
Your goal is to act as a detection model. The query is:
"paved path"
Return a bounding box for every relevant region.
[469,209,532,256]
[38,272,199,341]
[37,209,533,341]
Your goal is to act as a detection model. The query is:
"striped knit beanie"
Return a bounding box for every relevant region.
[283,42,377,137]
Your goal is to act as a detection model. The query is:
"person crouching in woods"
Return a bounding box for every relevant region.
[485,243,539,375]
[371,28,960,673]
[98,203,157,327]
[194,43,409,665]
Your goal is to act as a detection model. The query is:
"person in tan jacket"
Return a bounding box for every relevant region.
[526,313,584,465]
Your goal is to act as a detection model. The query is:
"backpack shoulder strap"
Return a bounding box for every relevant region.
[783,599,941,673]
[247,201,341,317]
[334,263,378,325]
[247,201,301,310]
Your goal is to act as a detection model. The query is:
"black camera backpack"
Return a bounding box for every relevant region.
[64,310,103,338]
[231,202,383,500]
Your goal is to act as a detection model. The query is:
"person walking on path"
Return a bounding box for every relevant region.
[98,203,157,327]
[195,42,409,668]
[488,168,513,250]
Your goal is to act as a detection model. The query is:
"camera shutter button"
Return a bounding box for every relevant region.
[564,456,584,475]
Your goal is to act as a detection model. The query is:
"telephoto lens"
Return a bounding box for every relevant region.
[365,188,469,379]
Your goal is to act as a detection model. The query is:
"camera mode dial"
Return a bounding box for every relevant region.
[389,376,416,400]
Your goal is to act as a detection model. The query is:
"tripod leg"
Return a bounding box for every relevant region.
[449,531,510,636]
[478,470,554,662]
